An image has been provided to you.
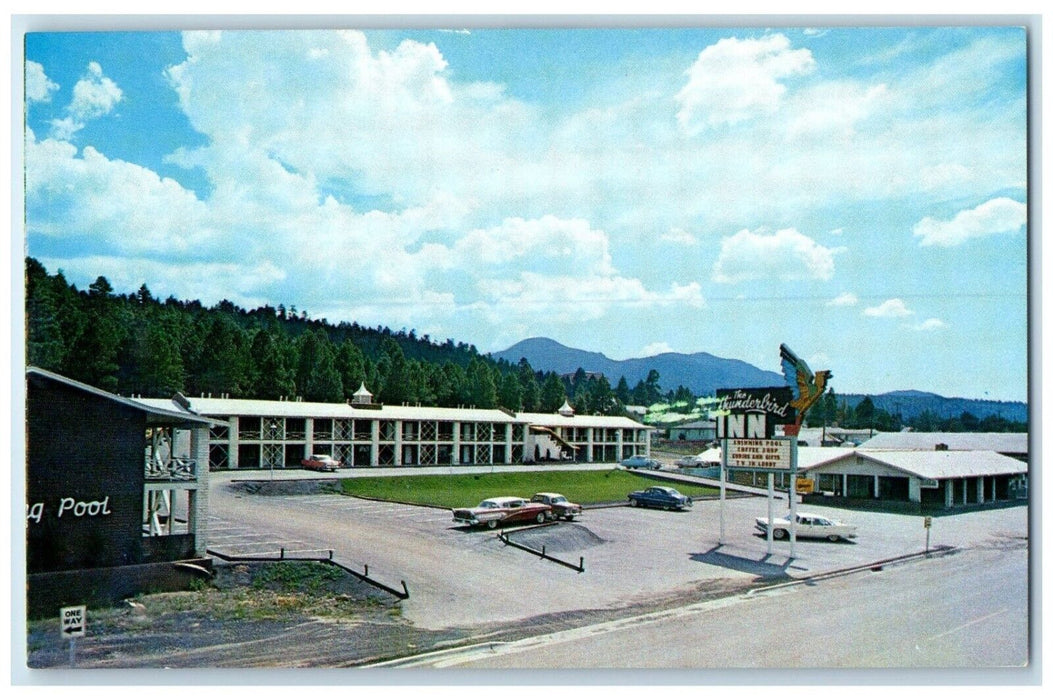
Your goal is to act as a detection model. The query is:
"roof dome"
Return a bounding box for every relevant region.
[352,383,373,405]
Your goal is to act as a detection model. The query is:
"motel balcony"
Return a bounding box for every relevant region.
[145,457,199,483]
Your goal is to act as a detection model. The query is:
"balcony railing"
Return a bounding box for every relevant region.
[145,457,198,482]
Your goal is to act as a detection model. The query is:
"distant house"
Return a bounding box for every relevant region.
[26,368,219,615]
[788,427,844,447]
[781,425,874,446]
[670,419,716,442]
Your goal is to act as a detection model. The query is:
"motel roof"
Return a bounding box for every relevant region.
[135,395,649,430]
[698,443,1027,481]
[857,431,1028,454]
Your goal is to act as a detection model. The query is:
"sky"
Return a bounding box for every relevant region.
[19,22,1030,402]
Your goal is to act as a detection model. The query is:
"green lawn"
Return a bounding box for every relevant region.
[336,469,718,509]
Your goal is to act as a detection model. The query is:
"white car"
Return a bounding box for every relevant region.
[755,512,858,542]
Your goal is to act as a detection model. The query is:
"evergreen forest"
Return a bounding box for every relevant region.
[24,258,642,415]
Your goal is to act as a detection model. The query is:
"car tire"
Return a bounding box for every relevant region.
[629,498,638,507]
[565,515,575,521]
[536,512,546,524]
[773,528,787,540]
[827,534,840,542]
[487,520,499,530]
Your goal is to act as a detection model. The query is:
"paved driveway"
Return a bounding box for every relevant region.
[205,470,1029,631]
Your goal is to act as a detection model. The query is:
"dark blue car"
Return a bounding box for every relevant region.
[627,486,693,510]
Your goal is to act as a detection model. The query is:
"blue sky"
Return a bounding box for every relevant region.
[21,24,1029,401]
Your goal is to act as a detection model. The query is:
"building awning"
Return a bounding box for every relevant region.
[529,425,580,451]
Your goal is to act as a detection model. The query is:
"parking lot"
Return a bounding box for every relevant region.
[206,469,1029,631]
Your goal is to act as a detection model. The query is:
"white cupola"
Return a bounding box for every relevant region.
[352,383,374,405]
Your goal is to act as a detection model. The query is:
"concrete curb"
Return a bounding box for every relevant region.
[749,545,959,594]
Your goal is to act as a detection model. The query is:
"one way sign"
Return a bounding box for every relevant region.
[60,605,86,638]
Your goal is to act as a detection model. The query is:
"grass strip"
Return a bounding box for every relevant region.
[336,469,718,509]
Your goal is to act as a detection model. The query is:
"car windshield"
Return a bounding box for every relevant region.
[666,489,682,496]
[551,496,567,504]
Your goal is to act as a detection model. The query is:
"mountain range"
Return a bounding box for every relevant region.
[492,337,785,397]
[491,337,1028,423]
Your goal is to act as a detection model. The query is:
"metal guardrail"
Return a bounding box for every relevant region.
[206,547,410,600]
[497,529,585,573]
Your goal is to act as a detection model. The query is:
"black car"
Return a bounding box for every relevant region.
[627,486,693,510]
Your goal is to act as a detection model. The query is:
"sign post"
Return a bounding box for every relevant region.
[924,515,932,553]
[719,441,727,545]
[715,386,796,553]
[789,435,798,558]
[60,605,86,666]
[766,472,774,553]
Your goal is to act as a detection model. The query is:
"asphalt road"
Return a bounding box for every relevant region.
[206,468,1030,639]
[395,543,1028,670]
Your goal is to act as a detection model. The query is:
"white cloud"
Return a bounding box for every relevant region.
[712,227,841,283]
[864,298,913,318]
[50,62,123,139]
[660,228,699,246]
[675,34,815,134]
[445,216,614,276]
[640,342,674,356]
[475,274,703,325]
[826,292,858,307]
[913,197,1026,247]
[784,81,887,139]
[913,318,947,331]
[25,61,59,102]
[918,163,973,191]
[165,30,535,209]
[25,135,212,254]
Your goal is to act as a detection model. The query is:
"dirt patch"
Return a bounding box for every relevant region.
[25,560,454,669]
[506,523,607,553]
[227,479,342,497]
[24,557,767,669]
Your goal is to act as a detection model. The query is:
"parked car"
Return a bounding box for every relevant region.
[755,512,858,542]
[530,492,582,521]
[674,454,706,468]
[301,454,341,472]
[452,496,551,529]
[621,455,663,470]
[627,486,693,510]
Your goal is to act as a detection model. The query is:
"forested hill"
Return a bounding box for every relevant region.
[838,391,1028,426]
[24,257,623,413]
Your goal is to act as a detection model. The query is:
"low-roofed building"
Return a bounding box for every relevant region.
[712,442,1028,508]
[858,431,1028,461]
[136,391,651,470]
